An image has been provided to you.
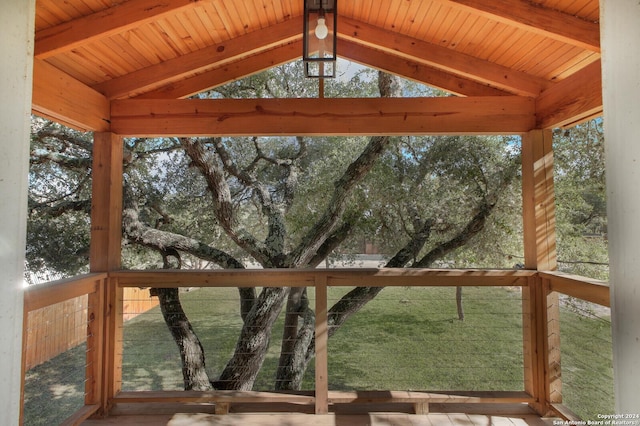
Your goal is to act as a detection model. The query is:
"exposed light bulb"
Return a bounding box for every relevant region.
[315,17,328,40]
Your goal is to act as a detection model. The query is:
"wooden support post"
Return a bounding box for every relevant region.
[543,278,562,405]
[85,277,106,406]
[90,132,124,273]
[315,274,329,414]
[414,401,430,414]
[90,132,124,414]
[214,402,230,415]
[521,129,557,272]
[521,129,561,416]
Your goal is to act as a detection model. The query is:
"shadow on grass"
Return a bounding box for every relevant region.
[23,343,86,426]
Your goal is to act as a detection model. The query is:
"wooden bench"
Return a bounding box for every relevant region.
[113,390,534,415]
[327,390,534,414]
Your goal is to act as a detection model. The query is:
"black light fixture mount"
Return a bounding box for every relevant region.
[303,0,337,78]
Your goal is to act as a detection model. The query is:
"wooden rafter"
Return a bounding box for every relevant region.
[536,60,602,128]
[444,0,600,52]
[339,39,510,97]
[338,17,550,97]
[35,0,207,58]
[93,18,302,100]
[32,59,110,132]
[136,40,302,99]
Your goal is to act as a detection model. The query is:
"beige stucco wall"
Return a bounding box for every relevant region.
[0,0,35,423]
[601,0,640,414]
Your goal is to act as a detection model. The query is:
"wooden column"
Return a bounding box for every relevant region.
[521,129,557,271]
[90,132,124,413]
[314,274,329,414]
[601,0,640,412]
[1,1,35,424]
[90,132,124,272]
[521,129,561,415]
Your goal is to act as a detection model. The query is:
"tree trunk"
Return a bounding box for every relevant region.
[214,286,290,390]
[155,287,213,390]
[456,286,464,321]
[275,288,315,390]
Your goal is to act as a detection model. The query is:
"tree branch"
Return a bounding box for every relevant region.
[180,137,270,265]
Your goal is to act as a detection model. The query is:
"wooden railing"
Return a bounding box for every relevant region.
[539,271,612,420]
[111,268,536,415]
[22,286,157,370]
[21,273,108,425]
[20,268,613,422]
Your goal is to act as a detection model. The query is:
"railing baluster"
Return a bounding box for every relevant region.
[314,273,329,414]
[86,277,106,406]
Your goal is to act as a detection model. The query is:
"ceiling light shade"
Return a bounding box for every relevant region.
[303,0,337,78]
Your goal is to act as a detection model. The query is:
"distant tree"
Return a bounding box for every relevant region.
[27,64,522,390]
[553,119,608,280]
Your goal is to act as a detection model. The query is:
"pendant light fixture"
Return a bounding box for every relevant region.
[303,0,337,78]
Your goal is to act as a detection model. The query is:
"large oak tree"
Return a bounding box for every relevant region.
[27,65,522,390]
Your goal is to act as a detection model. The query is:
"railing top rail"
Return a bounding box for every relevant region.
[539,271,610,307]
[23,272,107,312]
[110,268,535,288]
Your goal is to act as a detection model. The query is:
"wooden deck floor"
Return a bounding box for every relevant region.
[81,403,561,426]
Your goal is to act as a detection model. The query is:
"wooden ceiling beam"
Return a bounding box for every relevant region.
[110,96,536,137]
[137,41,302,99]
[138,38,511,100]
[32,59,110,132]
[35,0,206,59]
[339,17,549,97]
[444,0,600,52]
[536,60,602,129]
[339,40,510,97]
[94,18,302,100]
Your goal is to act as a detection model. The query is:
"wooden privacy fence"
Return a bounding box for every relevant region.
[23,285,157,370]
[20,268,612,424]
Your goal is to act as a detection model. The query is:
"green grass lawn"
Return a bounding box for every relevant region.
[23,286,614,424]
[558,298,615,420]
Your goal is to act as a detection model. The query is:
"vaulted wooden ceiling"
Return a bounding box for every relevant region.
[32,0,602,136]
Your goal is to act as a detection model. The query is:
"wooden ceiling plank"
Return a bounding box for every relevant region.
[32,58,110,132]
[533,43,578,79]
[399,0,425,36]
[109,34,154,70]
[35,0,207,58]
[536,59,602,128]
[173,12,208,51]
[339,40,510,97]
[382,0,403,30]
[264,0,281,24]
[250,0,271,28]
[36,5,61,29]
[192,6,219,45]
[80,41,133,79]
[154,16,194,55]
[549,52,599,81]
[436,7,466,49]
[110,96,536,137]
[212,1,243,38]
[443,0,600,52]
[200,3,230,42]
[44,53,104,86]
[486,26,521,63]
[453,14,495,53]
[136,41,303,99]
[339,17,548,96]
[503,32,547,71]
[93,17,302,99]
[390,0,412,34]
